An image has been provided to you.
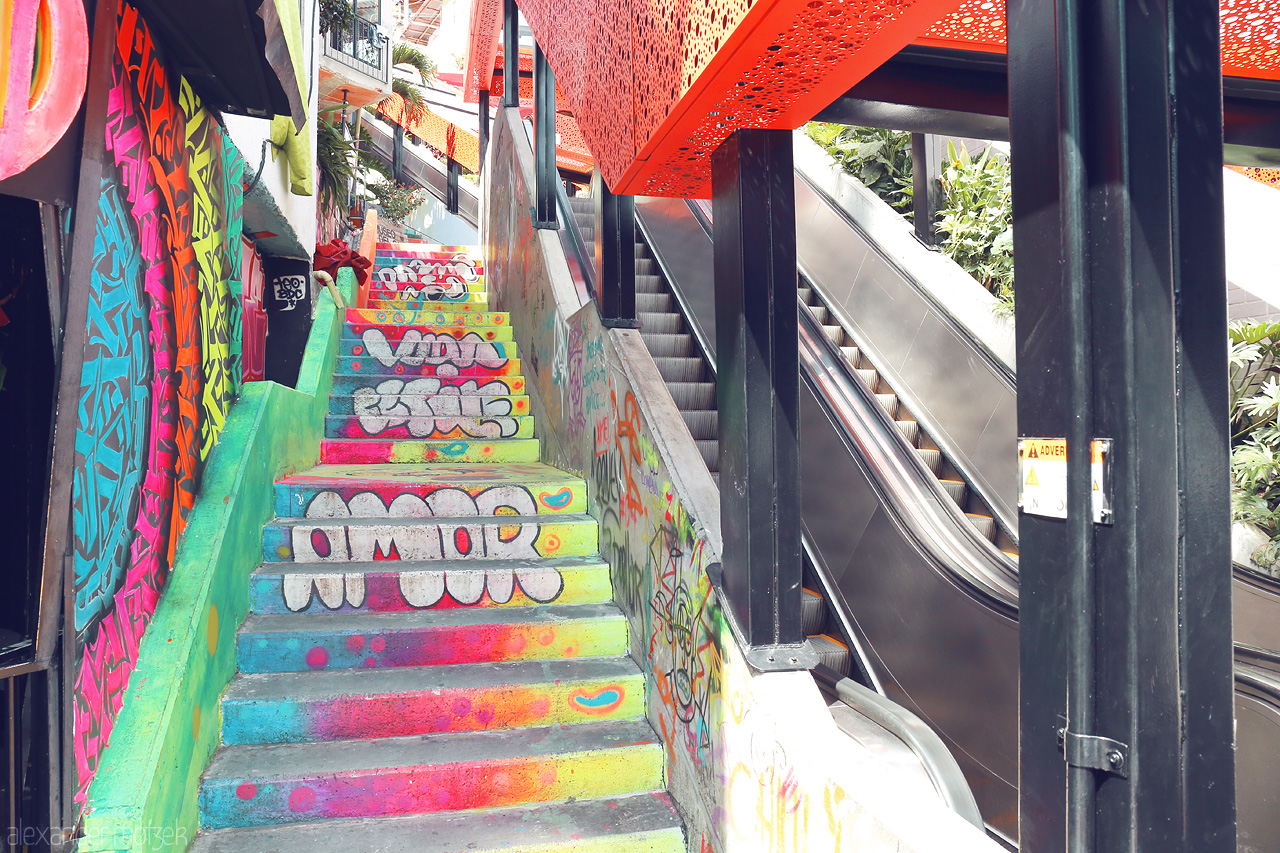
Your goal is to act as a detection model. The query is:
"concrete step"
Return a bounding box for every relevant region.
[250,555,612,614]
[320,437,541,465]
[346,308,511,330]
[189,792,684,853]
[324,412,536,440]
[332,376,527,403]
[235,602,628,672]
[220,657,645,744]
[273,463,587,518]
[330,391,530,418]
[262,512,599,564]
[198,719,664,829]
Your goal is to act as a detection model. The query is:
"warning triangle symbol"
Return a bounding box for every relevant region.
[1025,467,1039,486]
[1027,445,1039,459]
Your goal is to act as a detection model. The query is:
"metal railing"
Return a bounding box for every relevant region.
[322,11,388,83]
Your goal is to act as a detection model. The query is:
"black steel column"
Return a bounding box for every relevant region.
[502,0,519,109]
[531,44,556,229]
[910,133,943,245]
[478,89,491,170]
[392,123,405,183]
[1008,0,1235,847]
[592,171,636,327]
[446,157,460,215]
[711,128,802,653]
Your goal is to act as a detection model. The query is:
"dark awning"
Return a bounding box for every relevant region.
[128,0,307,130]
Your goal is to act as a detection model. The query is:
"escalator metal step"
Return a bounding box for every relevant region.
[916,447,942,474]
[797,286,813,304]
[808,634,851,678]
[638,312,683,334]
[695,440,720,471]
[895,419,919,446]
[823,324,842,343]
[641,333,696,358]
[810,305,830,324]
[841,346,860,365]
[654,357,706,382]
[636,274,665,294]
[636,292,673,313]
[680,409,718,440]
[668,382,716,410]
[855,369,879,392]
[801,589,825,636]
[635,258,655,276]
[940,479,967,505]
[967,513,996,542]
[875,393,899,418]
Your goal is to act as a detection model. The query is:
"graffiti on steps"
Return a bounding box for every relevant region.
[281,564,564,611]
[287,488,553,570]
[359,328,508,370]
[372,255,482,286]
[352,378,519,438]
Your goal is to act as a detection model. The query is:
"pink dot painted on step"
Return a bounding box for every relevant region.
[541,768,557,786]
[351,361,361,371]
[434,715,452,732]
[363,656,377,667]
[452,697,472,717]
[305,646,329,669]
[235,783,258,801]
[435,788,452,806]
[289,787,317,812]
[538,629,556,647]
[530,697,551,717]
[370,636,386,652]
[476,706,495,724]
[508,632,527,653]
[347,635,366,652]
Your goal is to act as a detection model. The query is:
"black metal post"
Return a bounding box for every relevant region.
[446,157,460,215]
[910,133,943,245]
[478,89,491,171]
[711,128,803,655]
[1008,0,1235,848]
[531,43,556,229]
[392,123,404,183]
[502,0,519,109]
[591,171,636,327]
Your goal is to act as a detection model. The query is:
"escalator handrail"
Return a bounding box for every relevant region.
[361,115,481,228]
[521,120,596,307]
[812,667,986,831]
[799,304,1020,612]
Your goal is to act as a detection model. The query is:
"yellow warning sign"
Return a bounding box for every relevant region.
[1019,438,1067,461]
[1025,467,1039,486]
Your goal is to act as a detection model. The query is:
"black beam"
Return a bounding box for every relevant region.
[711,128,802,652]
[591,172,637,327]
[910,133,943,246]
[1008,0,1235,848]
[446,157,460,215]
[502,0,519,109]
[392,123,405,183]
[478,89,490,171]
[531,44,556,229]
[816,45,1280,166]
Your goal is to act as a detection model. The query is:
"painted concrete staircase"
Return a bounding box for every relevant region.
[191,244,684,851]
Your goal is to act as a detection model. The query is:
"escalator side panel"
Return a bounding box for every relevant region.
[1235,688,1280,852]
[800,382,1020,838]
[795,176,1018,536]
[634,197,718,360]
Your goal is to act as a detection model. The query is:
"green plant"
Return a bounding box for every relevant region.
[382,81,431,125]
[368,180,428,224]
[316,111,355,215]
[318,0,353,35]
[392,43,437,83]
[1229,321,1280,563]
[804,122,914,215]
[937,141,1015,313]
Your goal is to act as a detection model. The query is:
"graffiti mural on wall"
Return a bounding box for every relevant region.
[71,3,249,807]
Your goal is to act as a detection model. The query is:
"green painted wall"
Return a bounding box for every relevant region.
[80,272,354,853]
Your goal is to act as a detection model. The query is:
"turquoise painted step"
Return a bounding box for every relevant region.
[261,512,599,563]
[187,793,685,853]
[219,657,645,744]
[198,719,664,829]
[329,393,530,417]
[249,555,613,614]
[320,437,541,465]
[323,412,536,440]
[338,337,517,361]
[331,372,527,397]
[334,355,525,380]
[273,463,588,518]
[234,603,629,672]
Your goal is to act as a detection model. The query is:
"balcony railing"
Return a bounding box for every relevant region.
[322,11,389,84]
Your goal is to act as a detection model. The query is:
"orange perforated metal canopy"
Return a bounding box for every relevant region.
[464,0,1279,197]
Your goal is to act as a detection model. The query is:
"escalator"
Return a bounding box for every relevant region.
[361,116,481,227]
[565,145,1280,848]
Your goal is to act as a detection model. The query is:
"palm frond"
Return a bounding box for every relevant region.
[392,43,437,83]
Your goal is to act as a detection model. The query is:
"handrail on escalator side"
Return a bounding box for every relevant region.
[521,119,596,308]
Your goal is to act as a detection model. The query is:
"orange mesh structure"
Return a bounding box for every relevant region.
[379,94,482,174]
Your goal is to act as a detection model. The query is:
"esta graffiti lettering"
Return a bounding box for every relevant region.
[360,328,508,370]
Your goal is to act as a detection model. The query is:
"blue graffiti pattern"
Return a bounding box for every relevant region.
[71,179,153,635]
